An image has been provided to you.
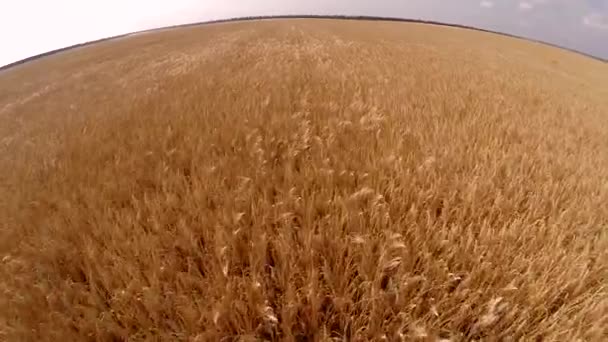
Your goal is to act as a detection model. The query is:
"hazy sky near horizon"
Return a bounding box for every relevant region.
[1,0,607,67]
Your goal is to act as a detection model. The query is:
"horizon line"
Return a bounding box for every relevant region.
[1,14,606,71]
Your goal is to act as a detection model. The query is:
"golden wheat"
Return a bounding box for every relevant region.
[1,19,607,341]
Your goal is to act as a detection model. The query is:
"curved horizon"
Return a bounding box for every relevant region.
[1,14,606,72]
[3,0,608,68]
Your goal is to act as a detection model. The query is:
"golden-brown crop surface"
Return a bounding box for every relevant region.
[1,19,607,341]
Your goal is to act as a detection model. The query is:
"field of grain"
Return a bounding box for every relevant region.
[0,19,607,341]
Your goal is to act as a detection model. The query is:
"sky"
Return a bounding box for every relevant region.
[1,0,607,67]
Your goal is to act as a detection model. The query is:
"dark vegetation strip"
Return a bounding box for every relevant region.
[1,15,605,72]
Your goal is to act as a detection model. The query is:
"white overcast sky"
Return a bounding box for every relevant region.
[1,0,607,67]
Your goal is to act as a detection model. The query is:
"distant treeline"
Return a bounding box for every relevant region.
[1,14,605,71]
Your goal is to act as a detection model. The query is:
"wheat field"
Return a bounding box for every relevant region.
[1,19,607,341]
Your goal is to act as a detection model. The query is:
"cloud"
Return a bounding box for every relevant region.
[519,0,552,10]
[583,12,608,29]
[480,1,494,8]
[519,2,534,10]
